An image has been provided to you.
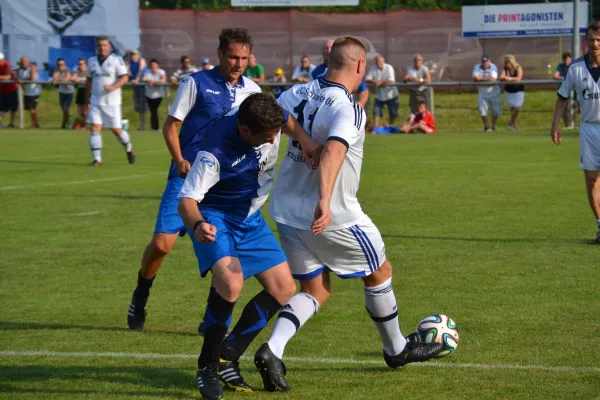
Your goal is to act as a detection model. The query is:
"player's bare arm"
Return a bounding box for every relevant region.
[162,116,189,177]
[551,96,569,145]
[105,74,128,93]
[312,140,347,235]
[178,197,216,243]
[281,114,323,169]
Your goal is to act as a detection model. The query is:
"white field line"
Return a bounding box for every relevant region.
[69,211,105,217]
[0,350,598,374]
[0,173,163,191]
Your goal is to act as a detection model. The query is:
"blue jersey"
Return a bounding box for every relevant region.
[311,63,327,80]
[129,59,145,79]
[179,114,282,221]
[167,68,261,179]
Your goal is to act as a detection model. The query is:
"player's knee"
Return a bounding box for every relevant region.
[216,276,244,302]
[150,234,175,256]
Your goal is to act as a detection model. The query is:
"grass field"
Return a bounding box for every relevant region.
[1,90,599,399]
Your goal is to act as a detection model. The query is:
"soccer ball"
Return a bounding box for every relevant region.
[416,314,459,357]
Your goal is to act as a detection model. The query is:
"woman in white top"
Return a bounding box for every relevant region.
[17,56,41,128]
[71,58,89,128]
[142,59,167,130]
[52,58,75,129]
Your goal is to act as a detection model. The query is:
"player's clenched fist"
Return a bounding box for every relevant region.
[194,221,217,243]
[176,159,191,178]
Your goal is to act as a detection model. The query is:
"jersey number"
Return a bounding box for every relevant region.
[292,100,319,150]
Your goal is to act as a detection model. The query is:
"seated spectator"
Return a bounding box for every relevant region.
[142,59,167,131]
[0,52,18,128]
[170,55,198,85]
[270,68,287,99]
[17,56,41,128]
[292,56,315,83]
[52,58,75,129]
[400,101,435,134]
[243,53,265,83]
[201,58,214,70]
[71,58,89,129]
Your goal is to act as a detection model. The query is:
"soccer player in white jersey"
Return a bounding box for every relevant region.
[552,20,600,244]
[473,56,502,132]
[253,36,443,392]
[86,36,135,166]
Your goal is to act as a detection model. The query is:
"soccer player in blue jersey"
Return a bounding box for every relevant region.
[127,29,320,333]
[178,93,295,400]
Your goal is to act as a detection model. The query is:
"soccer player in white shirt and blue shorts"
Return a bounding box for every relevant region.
[86,36,135,166]
[473,56,502,132]
[552,20,600,244]
[252,37,443,392]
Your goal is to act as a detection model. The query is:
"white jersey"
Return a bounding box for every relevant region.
[558,55,600,124]
[270,78,367,231]
[87,54,128,106]
[472,63,499,95]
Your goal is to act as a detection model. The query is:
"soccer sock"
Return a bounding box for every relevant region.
[364,278,407,356]
[198,287,235,369]
[89,133,102,162]
[267,292,320,360]
[221,290,282,362]
[116,130,133,152]
[133,269,155,299]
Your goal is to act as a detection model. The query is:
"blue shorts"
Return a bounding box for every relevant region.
[154,177,186,235]
[187,210,287,279]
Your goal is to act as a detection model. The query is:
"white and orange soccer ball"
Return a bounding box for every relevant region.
[416,314,460,357]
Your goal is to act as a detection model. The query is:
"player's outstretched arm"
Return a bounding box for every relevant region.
[281,114,323,169]
[312,140,346,235]
[551,96,568,145]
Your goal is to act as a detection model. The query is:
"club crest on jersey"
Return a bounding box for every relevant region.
[200,156,215,167]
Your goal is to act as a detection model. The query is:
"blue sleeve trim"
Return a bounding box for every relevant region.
[282,110,290,126]
[557,92,569,100]
[357,80,368,93]
[327,136,349,150]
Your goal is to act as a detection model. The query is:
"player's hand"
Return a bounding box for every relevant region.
[103,85,114,93]
[312,199,331,235]
[551,128,561,145]
[131,79,139,84]
[194,222,217,243]
[300,138,323,169]
[176,159,191,178]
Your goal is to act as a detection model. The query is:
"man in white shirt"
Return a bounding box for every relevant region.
[291,56,315,83]
[86,35,135,166]
[366,55,399,128]
[473,56,502,132]
[551,20,600,244]
[252,36,442,392]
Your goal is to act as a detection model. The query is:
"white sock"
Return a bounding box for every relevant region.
[89,133,103,162]
[117,130,133,152]
[364,278,406,356]
[267,292,320,360]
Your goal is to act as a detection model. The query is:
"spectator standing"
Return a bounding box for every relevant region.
[128,49,148,131]
[404,54,431,114]
[270,68,287,99]
[17,56,41,128]
[473,56,502,132]
[553,52,577,129]
[400,100,436,134]
[366,55,399,129]
[292,56,315,83]
[243,53,265,83]
[500,55,524,131]
[72,58,90,128]
[0,53,18,128]
[52,58,75,129]
[311,39,334,80]
[170,55,198,85]
[142,59,167,131]
[201,58,214,70]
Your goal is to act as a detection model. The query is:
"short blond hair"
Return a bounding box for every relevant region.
[328,36,367,69]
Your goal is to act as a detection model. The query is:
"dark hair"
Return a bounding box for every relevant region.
[562,52,572,61]
[96,35,109,44]
[219,28,253,53]
[56,58,65,63]
[180,55,190,63]
[149,58,159,65]
[78,58,86,63]
[417,100,427,107]
[238,93,283,135]
[587,20,600,38]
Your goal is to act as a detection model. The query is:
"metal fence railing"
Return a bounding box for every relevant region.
[3,79,564,129]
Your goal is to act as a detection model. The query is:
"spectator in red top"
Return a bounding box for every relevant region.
[400,101,436,134]
[0,53,19,128]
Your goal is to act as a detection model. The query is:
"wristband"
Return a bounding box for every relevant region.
[193,219,206,232]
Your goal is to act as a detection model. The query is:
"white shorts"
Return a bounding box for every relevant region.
[505,92,524,108]
[478,93,502,117]
[87,104,122,129]
[276,215,386,280]
[579,123,600,171]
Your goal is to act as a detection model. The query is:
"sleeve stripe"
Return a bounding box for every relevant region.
[557,92,569,100]
[327,136,349,149]
[353,103,363,130]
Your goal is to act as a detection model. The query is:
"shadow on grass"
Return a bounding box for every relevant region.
[382,234,592,245]
[0,365,192,398]
[0,321,197,337]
